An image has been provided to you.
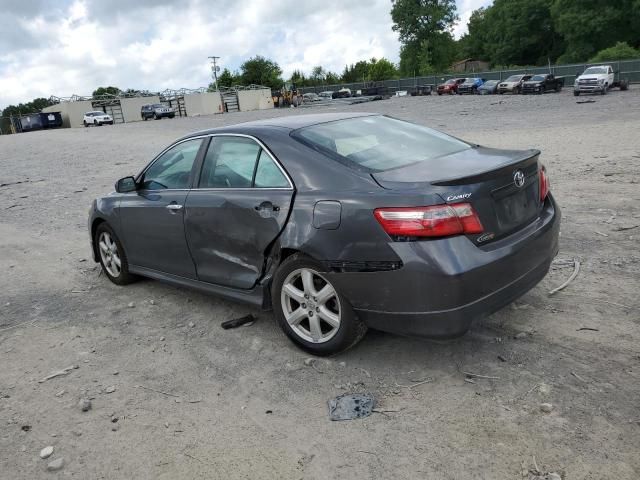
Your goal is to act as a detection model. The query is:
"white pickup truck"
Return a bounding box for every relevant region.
[574,65,629,96]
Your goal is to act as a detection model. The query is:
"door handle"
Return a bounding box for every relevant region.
[254,201,280,212]
[166,203,183,211]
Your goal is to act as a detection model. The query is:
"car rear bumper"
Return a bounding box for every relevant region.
[325,196,561,338]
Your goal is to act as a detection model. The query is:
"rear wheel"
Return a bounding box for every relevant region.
[574,91,579,96]
[84,120,88,127]
[94,223,136,286]
[154,113,161,120]
[272,254,366,356]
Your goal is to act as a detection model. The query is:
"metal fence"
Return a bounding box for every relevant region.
[299,58,640,94]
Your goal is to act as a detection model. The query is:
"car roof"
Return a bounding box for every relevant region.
[184,112,378,138]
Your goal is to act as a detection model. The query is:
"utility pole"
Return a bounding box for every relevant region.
[208,56,220,90]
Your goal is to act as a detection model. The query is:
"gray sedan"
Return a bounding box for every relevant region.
[89,113,560,355]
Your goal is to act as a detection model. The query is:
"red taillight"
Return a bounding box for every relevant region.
[539,165,550,201]
[374,203,483,238]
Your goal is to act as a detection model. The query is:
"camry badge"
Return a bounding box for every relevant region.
[513,170,525,188]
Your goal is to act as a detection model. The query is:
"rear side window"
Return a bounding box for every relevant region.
[292,116,470,173]
[198,136,290,189]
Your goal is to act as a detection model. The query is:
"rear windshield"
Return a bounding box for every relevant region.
[292,116,471,173]
[531,75,546,81]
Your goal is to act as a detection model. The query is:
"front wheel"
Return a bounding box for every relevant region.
[272,254,366,355]
[84,120,88,127]
[94,223,136,285]
[574,91,580,96]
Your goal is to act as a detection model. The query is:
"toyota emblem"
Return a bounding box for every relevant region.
[513,170,525,188]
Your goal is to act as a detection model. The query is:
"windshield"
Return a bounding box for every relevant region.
[152,104,165,108]
[505,75,523,82]
[444,79,456,85]
[484,80,498,86]
[583,67,607,74]
[292,116,471,173]
[463,78,476,84]
[531,75,546,81]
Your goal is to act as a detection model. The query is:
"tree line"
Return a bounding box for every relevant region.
[393,0,640,75]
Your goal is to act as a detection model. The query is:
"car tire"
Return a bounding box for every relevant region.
[601,86,606,95]
[94,223,136,286]
[169,114,175,119]
[272,253,367,356]
[84,120,88,127]
[437,92,442,96]
[142,115,147,121]
[154,113,160,120]
[94,120,98,126]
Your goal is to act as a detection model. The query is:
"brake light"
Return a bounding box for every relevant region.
[374,203,483,238]
[539,165,550,201]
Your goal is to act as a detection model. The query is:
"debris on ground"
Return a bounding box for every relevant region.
[220,314,255,330]
[576,99,596,104]
[39,446,54,459]
[104,386,116,394]
[38,365,79,383]
[328,393,375,421]
[540,403,554,413]
[548,259,580,296]
[514,332,528,339]
[127,302,135,308]
[188,321,195,328]
[78,398,91,412]
[47,457,64,471]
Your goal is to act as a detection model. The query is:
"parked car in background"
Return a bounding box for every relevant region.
[318,91,334,100]
[478,80,499,94]
[303,92,321,102]
[83,111,113,127]
[573,65,629,95]
[332,88,352,99]
[141,104,175,120]
[522,74,564,94]
[89,112,559,355]
[498,74,532,94]
[437,78,465,95]
[457,78,485,94]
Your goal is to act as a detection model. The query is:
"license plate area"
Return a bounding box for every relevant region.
[492,179,538,231]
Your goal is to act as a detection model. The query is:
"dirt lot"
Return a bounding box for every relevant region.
[1,88,639,480]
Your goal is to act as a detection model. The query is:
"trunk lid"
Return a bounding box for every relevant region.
[371,146,542,243]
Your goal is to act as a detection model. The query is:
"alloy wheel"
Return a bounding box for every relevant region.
[280,268,341,343]
[98,231,122,278]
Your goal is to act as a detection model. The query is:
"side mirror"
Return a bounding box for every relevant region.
[115,176,137,193]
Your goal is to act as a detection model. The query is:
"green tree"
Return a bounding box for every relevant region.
[289,69,307,87]
[341,60,371,83]
[324,71,341,85]
[391,0,458,73]
[239,56,283,89]
[310,65,326,85]
[210,68,240,89]
[552,0,638,62]
[589,41,640,62]
[92,86,121,97]
[369,58,398,80]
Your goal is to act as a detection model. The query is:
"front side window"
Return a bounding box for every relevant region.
[140,139,202,190]
[199,136,289,189]
[293,115,470,173]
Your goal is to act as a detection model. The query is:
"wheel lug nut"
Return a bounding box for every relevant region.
[316,307,320,312]
[302,303,306,308]
[309,311,314,316]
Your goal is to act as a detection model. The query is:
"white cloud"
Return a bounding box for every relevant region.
[0,0,490,107]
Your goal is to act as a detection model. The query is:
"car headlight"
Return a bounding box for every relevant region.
[598,79,605,84]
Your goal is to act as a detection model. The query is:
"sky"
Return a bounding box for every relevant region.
[0,0,492,107]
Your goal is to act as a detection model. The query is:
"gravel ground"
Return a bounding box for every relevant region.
[1,88,639,479]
